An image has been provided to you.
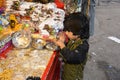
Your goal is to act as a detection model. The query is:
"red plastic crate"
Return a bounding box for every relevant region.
[41,51,60,80]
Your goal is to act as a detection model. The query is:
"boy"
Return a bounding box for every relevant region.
[53,12,89,80]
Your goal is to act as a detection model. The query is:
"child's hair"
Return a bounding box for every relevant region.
[63,12,89,39]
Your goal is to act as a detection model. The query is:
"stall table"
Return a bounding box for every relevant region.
[0,45,60,80]
[0,1,63,79]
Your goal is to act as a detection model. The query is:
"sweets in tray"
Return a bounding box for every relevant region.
[0,48,53,80]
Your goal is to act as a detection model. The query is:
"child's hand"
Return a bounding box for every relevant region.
[52,39,65,49]
[57,31,66,43]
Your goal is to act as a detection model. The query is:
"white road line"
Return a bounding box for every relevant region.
[108,36,120,44]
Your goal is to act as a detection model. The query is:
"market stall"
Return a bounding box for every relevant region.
[0,0,64,80]
[0,0,90,80]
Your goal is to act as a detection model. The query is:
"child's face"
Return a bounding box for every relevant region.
[65,31,78,40]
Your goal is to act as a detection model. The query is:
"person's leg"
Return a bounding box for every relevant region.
[81,0,88,15]
[89,0,95,36]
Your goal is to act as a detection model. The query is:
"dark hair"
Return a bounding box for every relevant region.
[63,12,89,39]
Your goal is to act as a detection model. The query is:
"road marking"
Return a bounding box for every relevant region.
[108,36,120,44]
[91,52,97,56]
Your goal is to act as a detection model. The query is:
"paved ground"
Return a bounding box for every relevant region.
[84,1,120,80]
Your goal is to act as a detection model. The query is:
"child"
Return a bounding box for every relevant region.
[53,12,89,80]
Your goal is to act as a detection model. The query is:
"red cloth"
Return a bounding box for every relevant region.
[54,0,64,9]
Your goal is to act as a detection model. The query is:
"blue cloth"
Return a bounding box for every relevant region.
[81,0,96,36]
[89,0,96,36]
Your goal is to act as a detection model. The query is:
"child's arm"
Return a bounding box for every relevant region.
[60,40,89,64]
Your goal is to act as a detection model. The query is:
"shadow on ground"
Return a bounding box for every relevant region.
[97,61,120,80]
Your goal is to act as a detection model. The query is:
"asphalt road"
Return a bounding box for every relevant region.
[84,1,120,80]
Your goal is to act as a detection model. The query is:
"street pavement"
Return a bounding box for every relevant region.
[84,1,120,80]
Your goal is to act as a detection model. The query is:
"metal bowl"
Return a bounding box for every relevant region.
[45,42,58,51]
[12,31,31,48]
[32,38,46,49]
